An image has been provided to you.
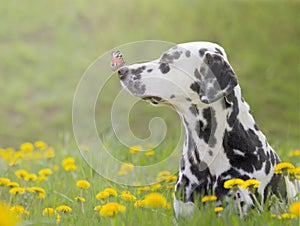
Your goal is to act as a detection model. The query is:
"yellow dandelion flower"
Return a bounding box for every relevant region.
[15,169,28,179]
[214,206,224,213]
[288,150,300,157]
[20,142,34,152]
[289,201,300,216]
[0,178,10,186]
[34,141,47,150]
[145,150,155,156]
[38,168,52,176]
[104,188,118,197]
[118,163,134,175]
[99,202,125,217]
[151,183,161,191]
[274,162,295,174]
[0,203,18,226]
[156,171,171,182]
[9,187,25,195]
[271,214,281,219]
[42,208,55,218]
[96,191,110,200]
[14,151,24,160]
[288,166,300,180]
[144,193,167,208]
[38,175,48,182]
[10,205,29,216]
[31,186,46,199]
[242,179,261,189]
[75,196,86,202]
[62,157,75,166]
[121,191,136,201]
[281,213,296,219]
[129,145,142,154]
[137,186,150,195]
[118,169,127,176]
[63,164,77,172]
[7,182,19,188]
[45,147,55,159]
[24,173,38,182]
[56,205,72,213]
[94,205,102,211]
[165,175,178,183]
[76,180,90,189]
[201,195,217,203]
[62,157,77,171]
[223,178,245,189]
[134,200,146,208]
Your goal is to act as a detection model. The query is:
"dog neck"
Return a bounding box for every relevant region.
[176,86,261,177]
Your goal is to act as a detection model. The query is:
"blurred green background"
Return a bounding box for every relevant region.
[0,0,299,151]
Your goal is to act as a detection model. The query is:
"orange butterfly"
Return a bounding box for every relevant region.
[110,50,125,72]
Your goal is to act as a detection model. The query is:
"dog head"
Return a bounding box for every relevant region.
[118,42,238,109]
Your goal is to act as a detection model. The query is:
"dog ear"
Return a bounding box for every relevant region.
[198,51,238,104]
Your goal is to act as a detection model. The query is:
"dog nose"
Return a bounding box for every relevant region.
[118,67,129,79]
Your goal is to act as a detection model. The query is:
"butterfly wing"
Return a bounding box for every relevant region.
[110,51,125,71]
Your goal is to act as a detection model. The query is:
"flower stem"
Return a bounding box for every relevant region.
[250,193,263,213]
[235,192,243,218]
[81,202,85,214]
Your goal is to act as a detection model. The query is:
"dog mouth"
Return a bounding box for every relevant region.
[142,96,165,105]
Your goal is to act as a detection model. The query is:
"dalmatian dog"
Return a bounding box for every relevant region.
[117,42,286,218]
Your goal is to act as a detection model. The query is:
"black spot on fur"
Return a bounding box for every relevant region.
[189,104,199,116]
[223,121,264,173]
[126,80,146,95]
[133,74,141,80]
[254,124,259,131]
[187,162,215,202]
[180,157,185,171]
[131,66,146,76]
[160,50,182,63]
[199,48,208,57]
[195,107,217,147]
[183,117,189,127]
[147,68,153,73]
[170,94,175,99]
[173,51,181,59]
[185,50,191,57]
[214,47,224,56]
[175,174,190,201]
[226,91,239,127]
[208,54,237,91]
[159,63,170,74]
[265,158,271,174]
[190,82,201,94]
[270,151,275,165]
[208,150,213,156]
[186,97,192,102]
[200,66,206,75]
[194,68,201,80]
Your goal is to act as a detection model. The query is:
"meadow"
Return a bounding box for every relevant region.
[0,0,299,225]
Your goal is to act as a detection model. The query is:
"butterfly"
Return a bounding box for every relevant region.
[110,50,125,72]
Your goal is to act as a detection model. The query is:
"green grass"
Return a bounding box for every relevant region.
[0,0,299,225]
[0,142,299,226]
